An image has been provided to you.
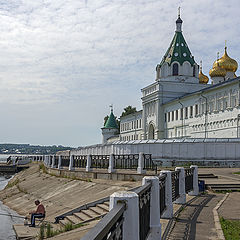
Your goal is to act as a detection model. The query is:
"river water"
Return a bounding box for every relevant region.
[0,175,24,239]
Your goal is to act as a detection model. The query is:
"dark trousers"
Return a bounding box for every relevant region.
[31,213,45,226]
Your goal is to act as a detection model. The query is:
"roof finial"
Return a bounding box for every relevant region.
[224,40,228,54]
[200,60,202,71]
[176,7,183,32]
[109,104,113,113]
[217,52,219,61]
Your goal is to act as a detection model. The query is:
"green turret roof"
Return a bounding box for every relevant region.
[159,17,196,67]
[103,111,118,129]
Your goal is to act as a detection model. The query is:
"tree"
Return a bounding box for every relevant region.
[121,106,137,117]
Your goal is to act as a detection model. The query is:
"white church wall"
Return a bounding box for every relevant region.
[164,79,240,139]
[72,139,240,166]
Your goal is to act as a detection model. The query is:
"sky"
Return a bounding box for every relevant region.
[0,0,239,147]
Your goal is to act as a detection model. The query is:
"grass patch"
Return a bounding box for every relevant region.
[234,172,240,175]
[220,217,240,240]
[5,178,20,189]
[39,163,47,174]
[5,177,28,194]
[38,222,87,238]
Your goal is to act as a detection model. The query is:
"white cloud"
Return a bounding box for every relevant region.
[0,0,239,146]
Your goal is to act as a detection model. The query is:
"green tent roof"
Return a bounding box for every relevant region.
[103,111,118,129]
[159,21,196,67]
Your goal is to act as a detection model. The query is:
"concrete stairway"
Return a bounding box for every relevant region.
[206,183,240,191]
[58,200,110,228]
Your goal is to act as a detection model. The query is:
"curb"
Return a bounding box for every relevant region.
[213,193,229,240]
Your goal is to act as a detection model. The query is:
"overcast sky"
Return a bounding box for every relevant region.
[0,0,239,147]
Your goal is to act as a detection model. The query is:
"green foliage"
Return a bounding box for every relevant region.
[38,224,45,240]
[46,223,52,238]
[220,217,240,240]
[0,143,73,155]
[121,106,137,117]
[5,178,20,189]
[64,222,73,231]
[234,172,240,175]
[39,163,47,174]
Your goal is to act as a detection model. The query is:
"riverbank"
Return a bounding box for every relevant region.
[0,163,140,239]
[0,175,24,239]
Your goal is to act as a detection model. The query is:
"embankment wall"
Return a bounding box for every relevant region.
[71,138,240,167]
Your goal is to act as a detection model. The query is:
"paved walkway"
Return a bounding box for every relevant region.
[163,194,224,240]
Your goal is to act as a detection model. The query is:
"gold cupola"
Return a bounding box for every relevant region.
[209,58,226,78]
[213,44,238,73]
[199,61,209,84]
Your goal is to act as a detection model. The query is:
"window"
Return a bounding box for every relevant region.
[190,106,193,117]
[195,104,198,115]
[139,119,142,128]
[185,107,188,118]
[165,113,167,122]
[193,65,196,77]
[180,108,183,119]
[168,112,170,122]
[176,110,178,120]
[172,111,174,121]
[172,63,179,76]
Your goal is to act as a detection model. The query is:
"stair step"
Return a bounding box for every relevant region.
[103,201,109,206]
[65,215,84,225]
[86,208,103,218]
[96,203,109,212]
[90,206,109,215]
[73,212,91,221]
[81,209,98,218]
[59,219,72,227]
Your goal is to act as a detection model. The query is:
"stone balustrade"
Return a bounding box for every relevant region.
[82,165,199,240]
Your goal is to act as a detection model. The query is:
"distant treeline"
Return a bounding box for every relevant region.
[0,143,74,155]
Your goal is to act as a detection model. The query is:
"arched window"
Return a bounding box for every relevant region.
[148,124,155,140]
[172,63,179,76]
[193,65,196,77]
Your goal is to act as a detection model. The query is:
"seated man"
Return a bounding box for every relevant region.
[29,200,45,227]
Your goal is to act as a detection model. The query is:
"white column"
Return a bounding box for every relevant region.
[189,165,199,196]
[142,177,161,238]
[69,155,74,171]
[160,170,173,219]
[108,154,115,173]
[86,154,92,172]
[44,155,47,165]
[58,155,62,170]
[137,152,146,174]
[174,167,186,204]
[110,191,139,240]
[51,155,55,168]
[47,155,51,166]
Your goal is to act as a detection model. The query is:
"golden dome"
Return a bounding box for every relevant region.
[209,61,226,78]
[199,70,209,84]
[213,47,238,72]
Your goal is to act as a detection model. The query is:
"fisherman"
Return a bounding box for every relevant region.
[29,200,45,227]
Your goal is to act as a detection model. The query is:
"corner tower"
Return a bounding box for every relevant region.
[156,10,199,83]
[101,107,119,144]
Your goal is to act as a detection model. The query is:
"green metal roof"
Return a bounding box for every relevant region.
[103,111,118,129]
[159,30,196,67]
